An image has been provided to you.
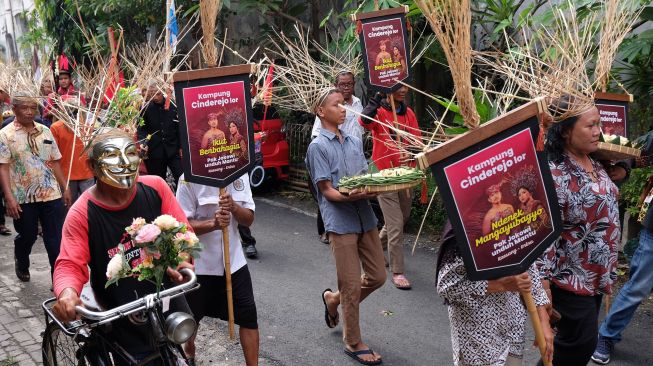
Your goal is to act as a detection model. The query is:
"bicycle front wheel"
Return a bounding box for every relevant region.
[42,322,89,366]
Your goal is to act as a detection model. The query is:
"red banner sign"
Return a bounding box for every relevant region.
[443,128,556,273]
[596,103,627,137]
[356,7,411,93]
[174,65,255,188]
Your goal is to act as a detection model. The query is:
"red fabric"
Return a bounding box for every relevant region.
[43,84,87,118]
[53,175,190,297]
[359,105,422,170]
[420,179,427,205]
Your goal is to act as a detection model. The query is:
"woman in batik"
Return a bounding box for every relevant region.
[537,101,620,366]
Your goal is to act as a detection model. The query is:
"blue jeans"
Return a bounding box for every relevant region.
[599,226,653,342]
[13,199,64,274]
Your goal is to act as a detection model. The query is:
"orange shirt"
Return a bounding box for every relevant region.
[50,121,94,181]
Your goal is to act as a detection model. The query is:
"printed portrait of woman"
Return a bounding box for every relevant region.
[392,42,406,75]
[200,112,226,149]
[510,165,550,231]
[482,183,515,235]
[225,109,248,162]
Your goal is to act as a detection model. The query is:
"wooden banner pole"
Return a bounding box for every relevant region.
[220,186,236,339]
[522,291,552,366]
[388,94,404,161]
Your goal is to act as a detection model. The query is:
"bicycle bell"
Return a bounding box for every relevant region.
[164,312,197,344]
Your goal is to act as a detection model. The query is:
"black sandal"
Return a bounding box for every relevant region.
[322,288,339,328]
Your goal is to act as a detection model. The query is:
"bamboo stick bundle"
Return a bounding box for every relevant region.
[0,64,40,98]
[199,0,223,67]
[414,0,480,129]
[264,25,345,113]
[595,0,643,92]
[475,5,597,123]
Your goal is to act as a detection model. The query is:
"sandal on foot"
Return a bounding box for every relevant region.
[322,288,339,328]
[391,274,412,290]
[0,226,10,236]
[344,348,382,365]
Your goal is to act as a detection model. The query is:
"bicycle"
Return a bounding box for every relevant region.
[41,268,200,365]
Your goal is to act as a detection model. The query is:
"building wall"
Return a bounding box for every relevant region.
[0,0,36,63]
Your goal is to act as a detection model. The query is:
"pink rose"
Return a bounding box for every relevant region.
[134,224,161,244]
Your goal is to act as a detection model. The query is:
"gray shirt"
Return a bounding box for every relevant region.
[305,128,377,234]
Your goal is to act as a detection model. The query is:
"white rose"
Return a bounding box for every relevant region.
[153,214,180,230]
[106,254,125,279]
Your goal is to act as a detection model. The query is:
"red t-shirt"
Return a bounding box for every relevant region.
[359,104,422,170]
[53,175,189,297]
[50,121,94,181]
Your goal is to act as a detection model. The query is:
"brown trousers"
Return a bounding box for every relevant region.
[378,189,413,274]
[329,229,387,346]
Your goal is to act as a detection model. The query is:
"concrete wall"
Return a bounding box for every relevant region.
[0,0,35,63]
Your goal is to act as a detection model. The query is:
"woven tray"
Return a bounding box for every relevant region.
[338,179,421,194]
[593,142,641,161]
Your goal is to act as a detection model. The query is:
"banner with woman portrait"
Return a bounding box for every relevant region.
[354,6,411,93]
[416,101,562,280]
[173,65,255,188]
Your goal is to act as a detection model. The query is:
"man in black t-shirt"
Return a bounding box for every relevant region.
[52,128,193,361]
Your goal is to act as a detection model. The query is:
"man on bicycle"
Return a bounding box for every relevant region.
[52,128,193,362]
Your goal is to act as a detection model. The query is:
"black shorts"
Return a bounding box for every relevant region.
[186,265,258,329]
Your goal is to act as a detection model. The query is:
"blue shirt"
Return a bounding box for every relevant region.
[305,128,377,234]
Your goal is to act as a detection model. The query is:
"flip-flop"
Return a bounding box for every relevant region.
[322,288,339,328]
[0,226,10,236]
[344,348,382,365]
[391,274,412,290]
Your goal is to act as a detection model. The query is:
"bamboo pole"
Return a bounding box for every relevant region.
[522,291,552,366]
[220,187,236,339]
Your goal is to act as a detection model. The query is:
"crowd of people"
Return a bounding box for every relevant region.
[0,61,651,366]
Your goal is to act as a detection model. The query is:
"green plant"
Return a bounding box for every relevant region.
[620,166,653,216]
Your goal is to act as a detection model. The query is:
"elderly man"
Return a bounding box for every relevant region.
[53,128,192,363]
[138,82,183,184]
[0,93,71,282]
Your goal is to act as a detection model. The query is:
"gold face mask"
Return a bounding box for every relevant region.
[91,137,140,189]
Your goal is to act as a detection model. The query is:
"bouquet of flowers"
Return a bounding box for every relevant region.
[105,214,202,294]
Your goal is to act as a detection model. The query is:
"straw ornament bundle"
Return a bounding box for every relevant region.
[595,0,643,92]
[265,25,359,113]
[200,0,223,67]
[415,0,480,129]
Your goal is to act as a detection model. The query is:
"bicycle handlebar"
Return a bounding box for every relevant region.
[74,268,197,322]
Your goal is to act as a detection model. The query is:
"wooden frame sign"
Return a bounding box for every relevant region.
[353,6,411,93]
[595,92,632,137]
[173,65,256,188]
[416,101,562,280]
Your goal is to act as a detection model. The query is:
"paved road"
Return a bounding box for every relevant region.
[0,197,651,365]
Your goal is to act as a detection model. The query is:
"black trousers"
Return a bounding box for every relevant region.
[144,156,183,184]
[239,224,256,246]
[538,286,603,366]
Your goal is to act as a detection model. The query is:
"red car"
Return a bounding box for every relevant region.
[250,116,289,187]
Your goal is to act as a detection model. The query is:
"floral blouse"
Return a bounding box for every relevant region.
[536,154,620,296]
[437,244,549,366]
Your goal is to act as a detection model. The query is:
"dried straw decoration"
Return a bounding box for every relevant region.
[595,0,643,92]
[415,0,480,129]
[475,3,597,122]
[200,0,223,67]
[0,64,40,97]
[265,25,352,113]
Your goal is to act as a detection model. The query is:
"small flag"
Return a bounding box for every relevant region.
[168,0,179,54]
